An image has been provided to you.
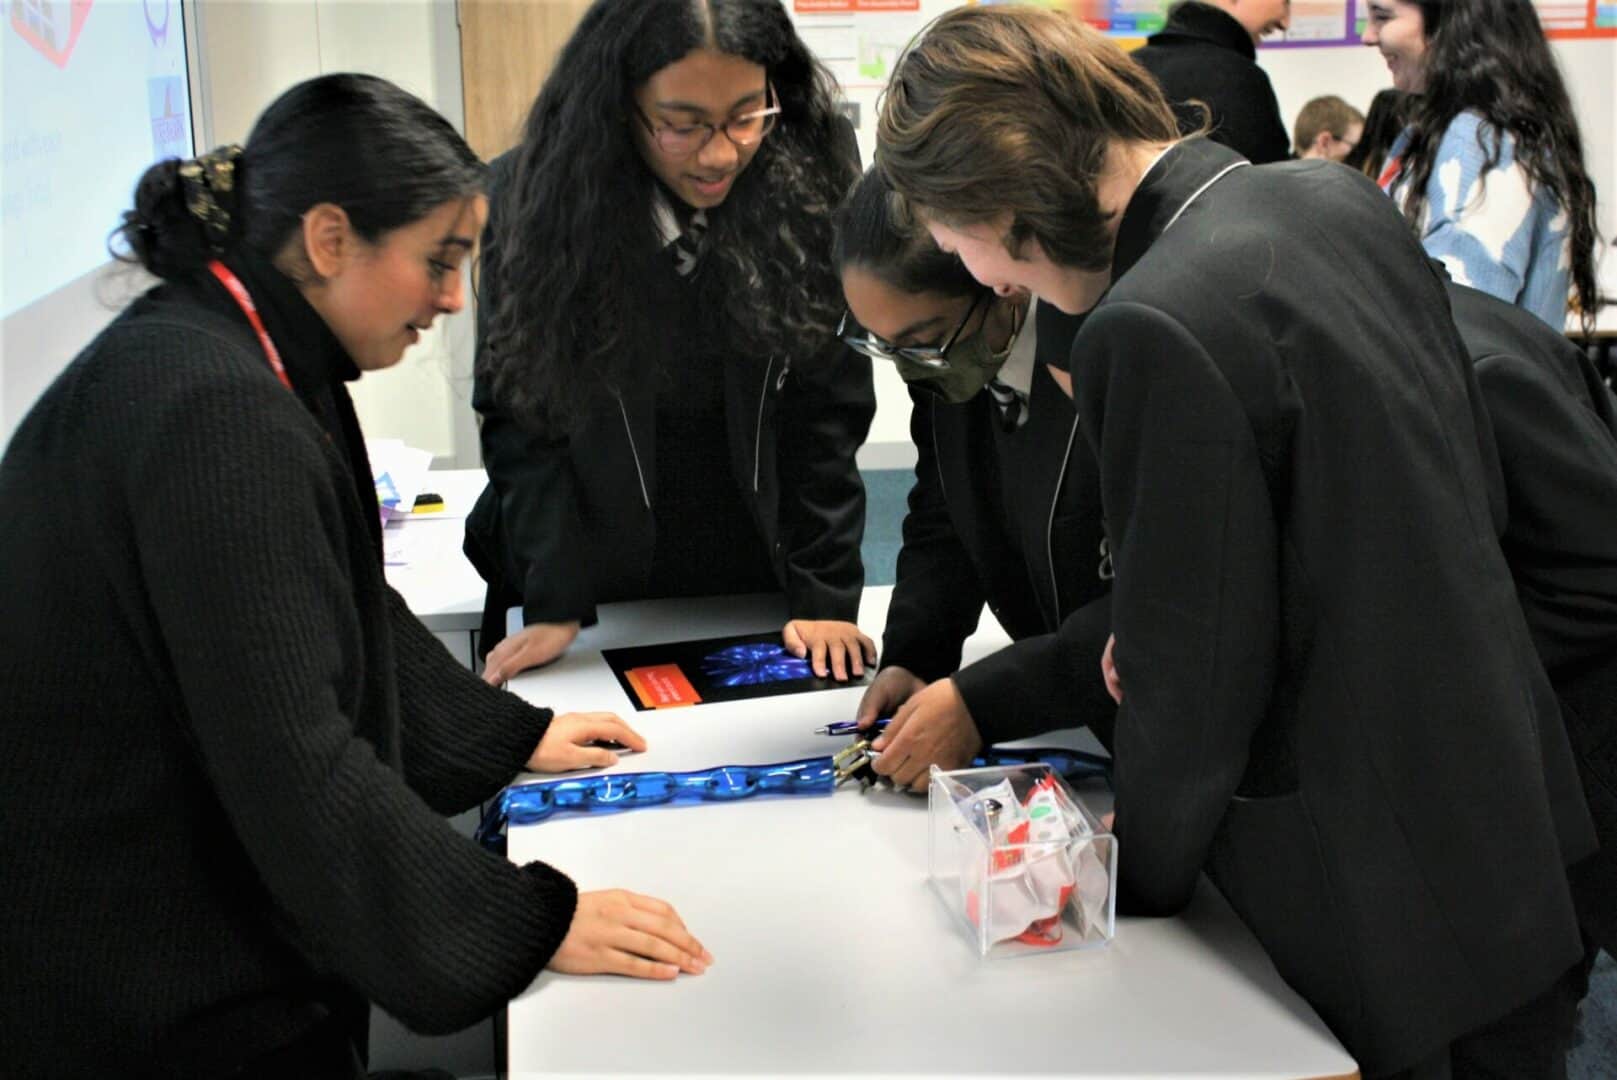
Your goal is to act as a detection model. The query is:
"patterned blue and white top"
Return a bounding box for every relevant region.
[1381,111,1571,329]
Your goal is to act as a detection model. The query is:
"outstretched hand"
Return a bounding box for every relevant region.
[547,889,711,980]
[527,712,647,773]
[783,619,877,681]
[870,677,983,792]
[482,621,581,685]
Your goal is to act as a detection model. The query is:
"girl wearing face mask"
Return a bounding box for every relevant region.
[1362,0,1600,330]
[832,167,1115,789]
[470,0,876,685]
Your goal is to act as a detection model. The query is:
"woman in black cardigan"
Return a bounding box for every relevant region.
[470,0,876,684]
[0,75,706,1080]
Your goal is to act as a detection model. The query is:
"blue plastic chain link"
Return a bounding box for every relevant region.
[476,747,1110,853]
[476,757,835,851]
[978,746,1111,783]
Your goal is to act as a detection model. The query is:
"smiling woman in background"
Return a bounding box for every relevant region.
[1363,0,1601,328]
[468,0,875,685]
[0,73,709,1080]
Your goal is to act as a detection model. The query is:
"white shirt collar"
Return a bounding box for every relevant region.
[651,187,683,249]
[995,298,1039,397]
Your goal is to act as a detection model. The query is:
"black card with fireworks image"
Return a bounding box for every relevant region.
[600,631,870,711]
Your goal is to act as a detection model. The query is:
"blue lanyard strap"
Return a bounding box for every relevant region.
[477,747,1110,853]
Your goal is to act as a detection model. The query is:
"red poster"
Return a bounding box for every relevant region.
[624,664,704,709]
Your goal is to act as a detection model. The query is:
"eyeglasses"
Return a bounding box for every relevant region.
[837,291,989,370]
[635,83,781,157]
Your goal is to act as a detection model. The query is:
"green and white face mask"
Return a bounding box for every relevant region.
[894,297,1026,404]
[838,292,1027,405]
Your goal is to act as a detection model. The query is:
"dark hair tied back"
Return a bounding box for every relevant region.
[178,145,245,253]
[117,146,244,280]
[114,73,485,283]
[832,166,978,300]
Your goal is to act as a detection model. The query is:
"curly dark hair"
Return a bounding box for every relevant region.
[1397,0,1601,324]
[479,0,856,430]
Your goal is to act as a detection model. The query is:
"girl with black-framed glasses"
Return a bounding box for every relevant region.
[469,0,876,684]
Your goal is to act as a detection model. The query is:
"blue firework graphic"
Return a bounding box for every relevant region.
[700,642,815,686]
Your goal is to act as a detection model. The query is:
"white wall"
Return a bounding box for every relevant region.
[199,0,480,468]
[0,264,146,445]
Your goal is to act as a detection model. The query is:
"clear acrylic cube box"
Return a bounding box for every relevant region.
[927,762,1116,959]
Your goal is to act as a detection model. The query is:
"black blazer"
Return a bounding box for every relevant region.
[1071,139,1594,1074]
[1132,1,1292,165]
[1448,280,1617,953]
[880,305,1115,749]
[466,150,875,644]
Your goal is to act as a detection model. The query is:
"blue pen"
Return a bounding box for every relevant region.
[814,717,890,736]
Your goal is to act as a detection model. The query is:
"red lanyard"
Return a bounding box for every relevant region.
[1377,155,1403,193]
[207,259,293,391]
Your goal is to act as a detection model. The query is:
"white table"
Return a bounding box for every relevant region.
[500,588,1359,1079]
[382,468,488,666]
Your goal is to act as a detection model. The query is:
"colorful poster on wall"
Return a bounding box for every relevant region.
[791,0,1614,161]
[980,0,1362,45]
[1262,1,1355,47]
[1356,0,1616,38]
[1534,0,1617,36]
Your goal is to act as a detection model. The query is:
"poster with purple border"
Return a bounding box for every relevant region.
[979,1,1363,46]
[1261,1,1357,48]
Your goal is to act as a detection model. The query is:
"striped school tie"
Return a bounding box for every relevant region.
[669,209,708,277]
[986,377,1028,431]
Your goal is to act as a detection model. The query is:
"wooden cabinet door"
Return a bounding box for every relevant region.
[458,0,594,161]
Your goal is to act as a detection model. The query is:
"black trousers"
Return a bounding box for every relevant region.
[1370,941,1599,1080]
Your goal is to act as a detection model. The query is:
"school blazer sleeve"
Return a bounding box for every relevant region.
[470,377,597,628]
[1475,349,1617,671]
[952,594,1116,753]
[1077,300,1279,915]
[772,119,873,622]
[773,325,875,623]
[880,392,988,681]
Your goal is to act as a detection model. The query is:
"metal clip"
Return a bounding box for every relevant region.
[832,737,879,789]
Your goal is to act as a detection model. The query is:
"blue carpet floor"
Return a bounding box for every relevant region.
[859,468,1615,1074]
[860,467,909,588]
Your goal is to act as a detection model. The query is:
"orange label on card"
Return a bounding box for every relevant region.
[625,664,703,709]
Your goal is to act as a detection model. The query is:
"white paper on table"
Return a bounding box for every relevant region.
[382,518,460,567]
[367,439,434,522]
